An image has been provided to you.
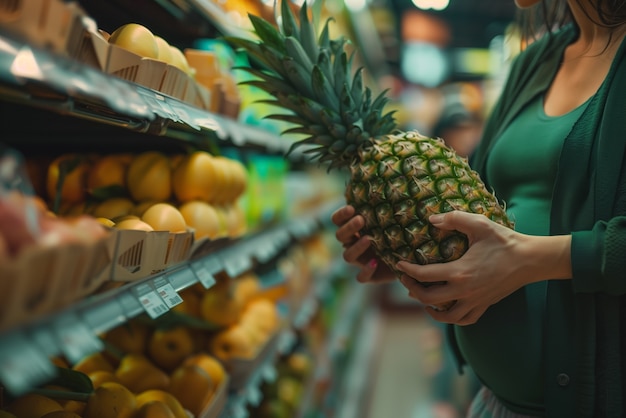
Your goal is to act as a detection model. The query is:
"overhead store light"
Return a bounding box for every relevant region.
[411,0,450,11]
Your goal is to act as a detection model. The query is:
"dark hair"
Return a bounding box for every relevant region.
[517,0,626,40]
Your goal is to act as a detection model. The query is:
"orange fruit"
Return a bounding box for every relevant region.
[82,381,136,418]
[208,324,255,361]
[92,197,135,220]
[234,272,262,306]
[168,365,215,416]
[127,151,172,202]
[6,393,63,418]
[135,390,186,418]
[182,353,226,386]
[87,154,129,191]
[133,400,175,418]
[178,200,224,240]
[114,218,154,231]
[115,353,170,393]
[131,200,160,217]
[87,370,120,389]
[46,154,88,206]
[103,320,150,355]
[141,203,187,233]
[172,151,220,203]
[172,287,202,317]
[147,326,195,372]
[72,352,115,375]
[200,283,243,327]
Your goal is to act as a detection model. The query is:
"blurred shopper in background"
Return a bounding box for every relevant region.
[333,0,626,417]
[432,103,483,158]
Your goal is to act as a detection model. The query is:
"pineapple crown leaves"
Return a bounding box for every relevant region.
[223,0,397,169]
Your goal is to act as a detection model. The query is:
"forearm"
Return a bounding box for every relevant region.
[520,234,572,283]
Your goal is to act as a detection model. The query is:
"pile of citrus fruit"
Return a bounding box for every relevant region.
[27,150,249,241]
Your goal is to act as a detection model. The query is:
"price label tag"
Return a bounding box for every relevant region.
[261,362,278,383]
[223,254,252,278]
[203,255,223,275]
[278,330,296,356]
[192,263,216,289]
[133,283,169,319]
[53,312,104,364]
[231,401,249,418]
[0,332,57,396]
[294,297,318,329]
[246,384,263,406]
[153,276,183,308]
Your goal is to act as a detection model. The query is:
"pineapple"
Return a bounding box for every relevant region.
[226,1,513,291]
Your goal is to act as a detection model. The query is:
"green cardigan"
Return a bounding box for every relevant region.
[450,25,626,417]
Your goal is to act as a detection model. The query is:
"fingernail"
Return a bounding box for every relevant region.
[429,213,444,224]
[368,258,378,269]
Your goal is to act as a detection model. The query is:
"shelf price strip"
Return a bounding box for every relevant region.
[222,250,252,279]
[153,276,183,308]
[132,282,169,319]
[52,311,104,365]
[192,256,222,288]
[0,331,57,396]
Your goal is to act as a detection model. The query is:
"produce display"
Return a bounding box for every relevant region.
[226,1,514,309]
[30,150,248,242]
[0,0,378,416]
[0,269,287,418]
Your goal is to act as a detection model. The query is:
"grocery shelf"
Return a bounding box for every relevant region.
[0,31,308,158]
[0,198,342,397]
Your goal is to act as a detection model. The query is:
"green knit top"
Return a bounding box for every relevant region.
[447,24,626,417]
[454,95,589,415]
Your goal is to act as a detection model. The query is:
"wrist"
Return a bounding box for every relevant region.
[522,234,572,282]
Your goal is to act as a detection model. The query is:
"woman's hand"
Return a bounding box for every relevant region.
[396,211,572,325]
[331,205,396,284]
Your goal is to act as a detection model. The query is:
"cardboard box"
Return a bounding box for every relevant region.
[106,44,168,91]
[160,64,190,100]
[97,229,194,282]
[0,237,111,331]
[198,376,229,418]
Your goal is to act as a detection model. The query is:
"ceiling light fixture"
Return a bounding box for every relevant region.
[411,0,450,11]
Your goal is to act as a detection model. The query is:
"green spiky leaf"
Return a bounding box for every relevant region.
[280,0,299,38]
[249,14,287,53]
[298,2,319,62]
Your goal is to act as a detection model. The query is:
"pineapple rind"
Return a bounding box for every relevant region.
[346,131,514,269]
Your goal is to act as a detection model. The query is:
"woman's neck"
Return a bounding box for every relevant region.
[568,0,625,50]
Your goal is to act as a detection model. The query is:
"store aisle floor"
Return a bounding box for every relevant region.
[361,285,477,418]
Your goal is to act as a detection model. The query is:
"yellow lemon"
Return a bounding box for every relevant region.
[154,36,172,64]
[108,23,159,59]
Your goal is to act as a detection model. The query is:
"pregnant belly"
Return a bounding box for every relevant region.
[454,283,546,412]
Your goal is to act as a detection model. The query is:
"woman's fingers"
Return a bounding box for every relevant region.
[342,235,372,265]
[331,205,355,226]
